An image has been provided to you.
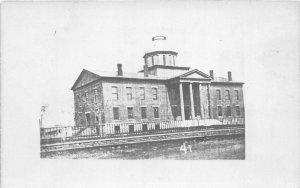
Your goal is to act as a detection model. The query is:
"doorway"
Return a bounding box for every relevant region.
[184,106,190,120]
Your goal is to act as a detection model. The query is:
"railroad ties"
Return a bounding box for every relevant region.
[41,127,245,153]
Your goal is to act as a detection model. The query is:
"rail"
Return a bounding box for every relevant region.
[40,117,245,145]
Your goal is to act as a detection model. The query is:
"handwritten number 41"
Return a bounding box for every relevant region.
[180,143,192,154]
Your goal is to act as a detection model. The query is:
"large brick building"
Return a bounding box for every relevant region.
[71,36,245,126]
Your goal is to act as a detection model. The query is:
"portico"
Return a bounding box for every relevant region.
[167,69,213,120]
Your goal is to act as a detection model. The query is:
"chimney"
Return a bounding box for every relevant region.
[117,64,123,76]
[144,65,149,77]
[209,70,214,79]
[228,71,232,81]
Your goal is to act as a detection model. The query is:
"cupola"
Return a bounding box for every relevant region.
[143,36,178,67]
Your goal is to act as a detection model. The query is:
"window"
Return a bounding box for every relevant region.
[82,92,88,102]
[151,56,154,66]
[227,106,232,116]
[126,87,132,100]
[85,92,89,100]
[154,107,159,118]
[142,124,148,132]
[127,107,134,119]
[95,109,99,123]
[169,55,172,65]
[173,56,176,65]
[112,86,118,100]
[140,87,145,100]
[218,106,223,116]
[235,90,239,100]
[94,89,98,103]
[236,106,241,116]
[152,88,158,100]
[129,124,134,133]
[155,123,160,130]
[163,55,166,66]
[113,107,119,120]
[85,113,90,126]
[216,89,221,100]
[225,90,230,100]
[141,107,147,119]
[115,126,120,134]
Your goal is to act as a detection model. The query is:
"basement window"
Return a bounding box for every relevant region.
[127,107,134,119]
[218,106,223,117]
[236,106,241,116]
[227,106,232,116]
[154,107,159,118]
[115,126,120,134]
[141,107,147,119]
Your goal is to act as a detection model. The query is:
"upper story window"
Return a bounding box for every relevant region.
[152,88,158,100]
[216,89,221,100]
[83,92,88,102]
[234,90,239,100]
[225,90,230,100]
[139,87,145,100]
[126,87,132,100]
[113,107,119,120]
[76,94,80,101]
[94,89,98,103]
[112,86,118,100]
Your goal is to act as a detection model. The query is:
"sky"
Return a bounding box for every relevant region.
[2,1,298,127]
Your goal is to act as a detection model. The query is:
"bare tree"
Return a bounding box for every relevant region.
[39,104,48,128]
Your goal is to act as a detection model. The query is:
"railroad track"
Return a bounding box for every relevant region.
[40,127,245,153]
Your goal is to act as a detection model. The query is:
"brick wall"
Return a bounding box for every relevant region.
[101,79,173,123]
[210,83,245,119]
[73,81,104,126]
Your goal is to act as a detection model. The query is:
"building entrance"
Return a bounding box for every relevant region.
[184,106,190,120]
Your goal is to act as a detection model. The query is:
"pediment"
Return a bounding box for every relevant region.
[71,70,101,90]
[184,72,208,79]
[179,69,211,79]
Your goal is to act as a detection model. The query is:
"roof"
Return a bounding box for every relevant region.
[71,68,244,90]
[138,65,190,72]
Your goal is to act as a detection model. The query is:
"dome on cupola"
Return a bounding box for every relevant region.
[143,36,178,67]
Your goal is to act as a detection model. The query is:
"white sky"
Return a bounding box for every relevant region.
[2,1,298,127]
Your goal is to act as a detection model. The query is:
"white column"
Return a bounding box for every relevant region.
[199,83,203,119]
[189,83,195,119]
[179,83,185,120]
[207,84,212,118]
